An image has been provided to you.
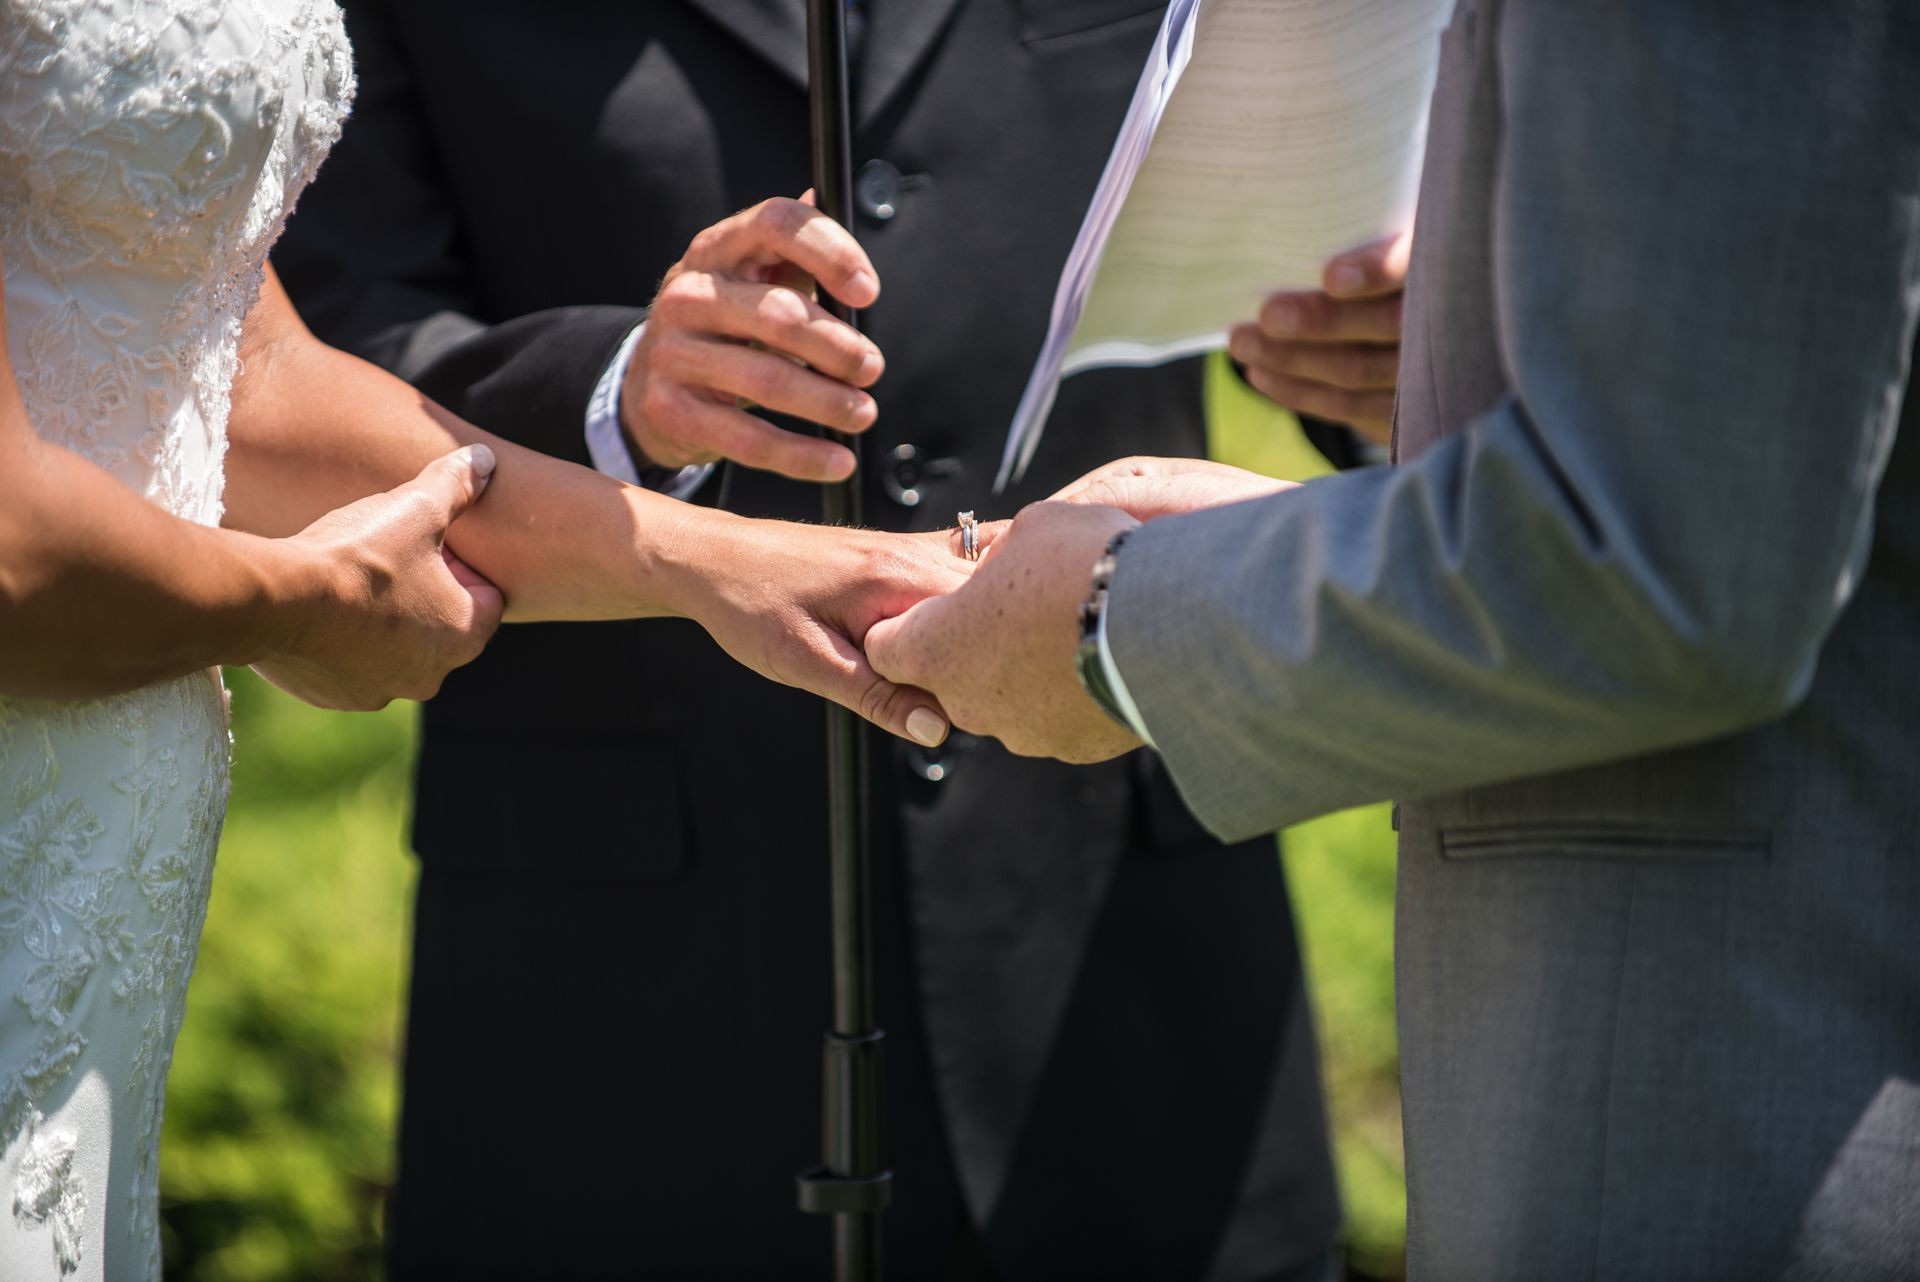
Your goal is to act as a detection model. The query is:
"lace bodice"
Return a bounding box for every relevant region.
[0,3,353,1278]
[0,0,353,524]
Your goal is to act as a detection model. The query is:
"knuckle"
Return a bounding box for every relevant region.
[757,287,811,334]
[685,227,722,265]
[637,379,683,432]
[749,199,794,245]
[839,393,873,430]
[766,197,809,240]
[829,338,873,382]
[643,329,692,371]
[397,486,443,527]
[653,274,705,319]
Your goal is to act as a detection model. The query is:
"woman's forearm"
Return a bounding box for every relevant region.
[225,269,972,743]
[226,270,707,623]
[0,417,324,699]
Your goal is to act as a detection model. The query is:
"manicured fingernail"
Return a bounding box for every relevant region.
[465,444,497,483]
[1262,300,1299,336]
[1327,264,1368,296]
[906,707,948,746]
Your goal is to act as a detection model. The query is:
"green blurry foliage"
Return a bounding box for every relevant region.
[1209,352,1407,1278]
[159,671,415,1281]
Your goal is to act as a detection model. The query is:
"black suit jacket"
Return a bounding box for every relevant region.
[277,2,1339,1277]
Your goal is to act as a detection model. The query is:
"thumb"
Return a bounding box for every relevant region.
[820,611,950,747]
[1324,229,1413,298]
[408,444,498,529]
[863,669,951,748]
[864,594,942,687]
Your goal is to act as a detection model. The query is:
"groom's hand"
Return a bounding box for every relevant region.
[1052,456,1297,521]
[622,196,886,483]
[866,503,1144,764]
[668,517,980,746]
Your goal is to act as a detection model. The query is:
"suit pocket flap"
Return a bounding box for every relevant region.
[1440,823,1770,863]
[412,729,689,881]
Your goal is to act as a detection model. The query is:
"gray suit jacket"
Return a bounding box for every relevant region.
[1108,1,1920,1277]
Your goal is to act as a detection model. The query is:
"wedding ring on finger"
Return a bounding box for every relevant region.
[957,510,979,562]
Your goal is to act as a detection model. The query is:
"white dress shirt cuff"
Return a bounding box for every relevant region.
[584,320,716,500]
[1095,607,1157,749]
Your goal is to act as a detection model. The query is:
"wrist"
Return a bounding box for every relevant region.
[242,535,341,668]
[1075,528,1139,732]
[626,493,755,622]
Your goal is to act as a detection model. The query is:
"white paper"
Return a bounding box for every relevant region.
[996,0,1450,491]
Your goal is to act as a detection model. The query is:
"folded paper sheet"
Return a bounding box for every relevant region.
[996,0,1452,491]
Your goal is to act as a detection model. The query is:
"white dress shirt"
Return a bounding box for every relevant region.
[584,320,715,500]
[1095,606,1157,747]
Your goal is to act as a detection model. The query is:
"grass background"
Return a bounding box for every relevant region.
[156,354,1406,1279]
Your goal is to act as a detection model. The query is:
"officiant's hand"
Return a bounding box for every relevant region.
[1052,456,1297,521]
[621,196,885,483]
[866,503,1144,764]
[1230,231,1411,444]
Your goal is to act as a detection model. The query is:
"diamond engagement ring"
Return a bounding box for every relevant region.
[957,510,979,562]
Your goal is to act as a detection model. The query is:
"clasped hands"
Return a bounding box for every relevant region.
[615,195,1404,757]
[263,196,1402,750]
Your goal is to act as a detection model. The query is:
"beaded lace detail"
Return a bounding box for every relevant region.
[0,2,352,1277]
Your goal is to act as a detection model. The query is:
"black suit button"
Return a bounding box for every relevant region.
[906,732,979,783]
[882,443,964,508]
[857,159,903,222]
[856,161,929,224]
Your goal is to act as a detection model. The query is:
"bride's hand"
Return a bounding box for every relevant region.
[664,517,976,745]
[253,446,505,710]
[1050,456,1297,522]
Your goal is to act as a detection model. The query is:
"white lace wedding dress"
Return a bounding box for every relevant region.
[0,2,352,1277]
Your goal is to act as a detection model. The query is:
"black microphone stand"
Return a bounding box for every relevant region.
[794,3,890,1280]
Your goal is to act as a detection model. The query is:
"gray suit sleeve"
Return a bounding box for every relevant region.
[1107,0,1920,841]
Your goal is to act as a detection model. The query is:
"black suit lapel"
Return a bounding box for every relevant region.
[681,0,810,88]
[681,0,965,127]
[858,0,964,124]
